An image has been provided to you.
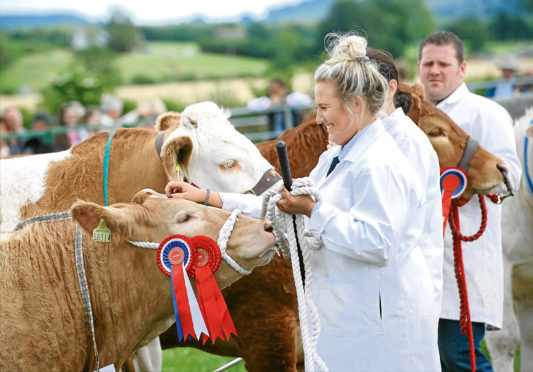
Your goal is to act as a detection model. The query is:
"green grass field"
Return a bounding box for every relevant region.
[0,41,268,94]
[162,347,246,372]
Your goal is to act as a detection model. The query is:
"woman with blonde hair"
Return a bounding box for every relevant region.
[166,33,440,371]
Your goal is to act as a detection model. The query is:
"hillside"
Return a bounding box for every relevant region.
[0,0,528,30]
[0,13,90,30]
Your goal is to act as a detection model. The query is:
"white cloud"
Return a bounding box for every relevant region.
[1,0,302,23]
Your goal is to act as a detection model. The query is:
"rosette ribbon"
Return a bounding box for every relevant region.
[157,235,208,341]
[188,236,238,344]
[440,167,468,235]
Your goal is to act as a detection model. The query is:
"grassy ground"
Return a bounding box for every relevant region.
[162,347,247,372]
[0,41,268,94]
[161,338,519,372]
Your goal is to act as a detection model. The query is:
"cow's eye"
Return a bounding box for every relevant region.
[428,128,444,137]
[218,160,241,172]
[177,214,192,223]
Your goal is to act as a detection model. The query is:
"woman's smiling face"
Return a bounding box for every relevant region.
[314,80,358,146]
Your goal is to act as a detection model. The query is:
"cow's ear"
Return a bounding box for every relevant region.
[406,91,422,125]
[410,83,425,100]
[160,136,193,181]
[155,112,181,131]
[71,200,124,236]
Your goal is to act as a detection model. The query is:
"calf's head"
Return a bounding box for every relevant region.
[157,102,275,194]
[403,83,508,199]
[71,189,277,289]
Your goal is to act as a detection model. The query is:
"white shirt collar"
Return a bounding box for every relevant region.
[437,82,469,108]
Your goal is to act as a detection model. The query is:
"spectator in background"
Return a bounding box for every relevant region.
[0,117,11,158]
[100,94,123,127]
[486,56,520,99]
[54,101,89,150]
[247,78,312,138]
[23,112,57,154]
[83,106,102,126]
[116,98,167,128]
[1,107,25,156]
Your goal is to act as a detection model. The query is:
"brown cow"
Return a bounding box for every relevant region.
[158,86,510,371]
[0,189,277,371]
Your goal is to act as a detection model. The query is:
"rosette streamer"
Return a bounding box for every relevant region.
[440,167,468,235]
[189,236,238,343]
[157,235,208,341]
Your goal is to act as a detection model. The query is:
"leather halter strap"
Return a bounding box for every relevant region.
[457,136,479,172]
[244,169,282,195]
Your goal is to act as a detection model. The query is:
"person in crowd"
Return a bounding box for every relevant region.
[367,48,444,319]
[486,56,520,99]
[0,117,11,158]
[417,30,521,372]
[22,112,57,154]
[115,98,167,128]
[54,101,88,150]
[1,107,25,156]
[83,106,102,126]
[247,78,312,138]
[99,94,123,127]
[166,33,440,371]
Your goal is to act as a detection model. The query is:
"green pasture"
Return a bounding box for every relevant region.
[0,41,268,94]
[162,347,246,372]
[160,338,519,371]
[115,42,268,84]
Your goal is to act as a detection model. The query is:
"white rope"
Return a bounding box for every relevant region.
[216,209,252,276]
[128,209,252,275]
[262,177,328,372]
[128,241,159,249]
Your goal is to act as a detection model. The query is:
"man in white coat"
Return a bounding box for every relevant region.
[418,30,521,372]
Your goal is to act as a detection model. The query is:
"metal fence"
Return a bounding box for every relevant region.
[0,104,317,146]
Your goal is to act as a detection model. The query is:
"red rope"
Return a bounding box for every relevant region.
[447,194,490,372]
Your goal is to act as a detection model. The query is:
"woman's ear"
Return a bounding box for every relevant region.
[388,79,398,98]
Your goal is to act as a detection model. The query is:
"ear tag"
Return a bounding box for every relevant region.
[92,219,111,242]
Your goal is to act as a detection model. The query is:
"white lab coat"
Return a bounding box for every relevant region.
[438,83,521,328]
[221,120,441,371]
[382,108,444,313]
[305,120,440,371]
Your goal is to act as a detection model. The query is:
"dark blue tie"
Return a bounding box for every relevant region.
[326,156,340,177]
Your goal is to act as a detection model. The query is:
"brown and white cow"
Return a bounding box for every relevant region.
[0,101,275,233]
[158,85,512,371]
[0,189,277,371]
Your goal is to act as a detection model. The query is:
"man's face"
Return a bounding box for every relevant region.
[417,43,466,104]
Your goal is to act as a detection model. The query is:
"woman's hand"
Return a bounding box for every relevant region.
[165,181,205,203]
[276,185,316,217]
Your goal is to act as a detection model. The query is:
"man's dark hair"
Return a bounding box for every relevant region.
[367,49,412,114]
[418,30,464,63]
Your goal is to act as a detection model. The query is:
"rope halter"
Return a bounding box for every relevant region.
[129,209,253,275]
[260,177,328,372]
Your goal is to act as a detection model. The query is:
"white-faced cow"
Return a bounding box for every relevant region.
[0,189,277,371]
[158,85,514,371]
[0,101,277,233]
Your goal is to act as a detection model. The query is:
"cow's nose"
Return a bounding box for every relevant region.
[263,220,273,233]
[497,163,514,197]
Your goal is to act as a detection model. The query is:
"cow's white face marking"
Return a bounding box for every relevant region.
[162,102,273,192]
[0,150,72,231]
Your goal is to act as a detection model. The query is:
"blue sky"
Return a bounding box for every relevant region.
[0,0,301,24]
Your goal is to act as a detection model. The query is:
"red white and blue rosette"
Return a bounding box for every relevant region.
[440,167,468,235]
[157,235,193,277]
[440,167,468,199]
